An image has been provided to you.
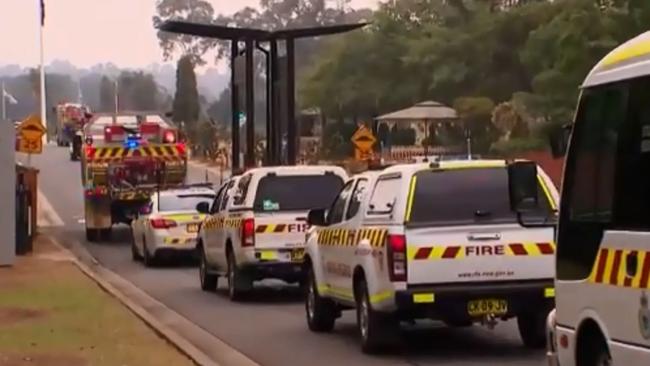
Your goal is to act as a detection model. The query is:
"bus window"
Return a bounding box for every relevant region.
[558,82,628,280]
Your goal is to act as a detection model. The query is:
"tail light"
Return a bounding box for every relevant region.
[241,218,255,247]
[85,146,96,158]
[387,234,407,282]
[163,130,176,143]
[150,218,177,229]
[176,143,186,155]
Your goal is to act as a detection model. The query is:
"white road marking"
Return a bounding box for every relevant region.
[37,190,65,227]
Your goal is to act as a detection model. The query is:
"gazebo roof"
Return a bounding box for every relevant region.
[375,101,458,121]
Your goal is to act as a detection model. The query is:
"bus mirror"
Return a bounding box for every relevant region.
[196,201,210,214]
[549,124,571,159]
[307,208,328,227]
[508,161,539,213]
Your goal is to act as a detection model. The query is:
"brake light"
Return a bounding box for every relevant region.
[387,234,407,282]
[163,130,176,143]
[85,146,96,158]
[150,218,177,229]
[176,143,186,155]
[241,218,255,247]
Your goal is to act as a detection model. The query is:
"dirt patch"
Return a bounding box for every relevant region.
[0,308,46,326]
[0,353,86,366]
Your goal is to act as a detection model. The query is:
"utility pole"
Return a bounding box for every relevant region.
[39,0,48,144]
[113,79,119,123]
[1,81,6,121]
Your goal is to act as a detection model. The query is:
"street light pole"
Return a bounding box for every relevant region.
[39,2,47,144]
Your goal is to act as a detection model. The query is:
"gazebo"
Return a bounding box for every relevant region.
[375,100,459,146]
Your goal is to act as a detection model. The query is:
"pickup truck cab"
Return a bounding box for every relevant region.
[303,160,559,353]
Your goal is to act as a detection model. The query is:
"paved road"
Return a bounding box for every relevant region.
[29,145,546,366]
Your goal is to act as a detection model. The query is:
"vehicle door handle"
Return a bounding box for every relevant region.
[626,252,638,277]
[467,233,501,241]
[296,217,307,222]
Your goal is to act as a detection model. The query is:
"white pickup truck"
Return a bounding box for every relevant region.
[303,160,559,353]
[197,165,348,300]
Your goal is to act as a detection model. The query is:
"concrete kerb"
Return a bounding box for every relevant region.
[46,235,260,366]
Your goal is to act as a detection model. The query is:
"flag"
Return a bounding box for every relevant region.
[3,89,17,105]
[40,0,45,26]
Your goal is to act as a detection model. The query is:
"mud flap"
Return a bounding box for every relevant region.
[84,197,112,229]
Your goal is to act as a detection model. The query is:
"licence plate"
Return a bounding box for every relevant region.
[467,299,508,317]
[186,224,199,233]
[291,248,305,262]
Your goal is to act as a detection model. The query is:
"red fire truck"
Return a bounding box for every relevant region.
[80,112,187,241]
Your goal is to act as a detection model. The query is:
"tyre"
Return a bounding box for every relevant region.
[305,266,336,332]
[579,328,612,366]
[517,307,551,348]
[86,227,99,242]
[199,247,218,292]
[355,278,398,354]
[227,250,246,301]
[143,238,157,268]
[100,228,112,241]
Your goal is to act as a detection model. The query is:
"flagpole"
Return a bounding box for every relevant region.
[1,81,6,121]
[39,0,47,144]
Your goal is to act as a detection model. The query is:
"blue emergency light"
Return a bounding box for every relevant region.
[124,134,141,149]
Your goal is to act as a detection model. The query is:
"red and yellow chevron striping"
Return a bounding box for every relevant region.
[86,144,186,164]
[255,223,309,234]
[408,242,555,260]
[589,248,650,288]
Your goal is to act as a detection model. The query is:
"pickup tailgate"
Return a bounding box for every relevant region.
[404,165,557,285]
[405,224,555,284]
[254,212,309,261]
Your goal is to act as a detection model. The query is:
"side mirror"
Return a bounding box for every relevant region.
[307,208,328,227]
[508,161,539,213]
[139,204,152,216]
[549,124,572,159]
[196,201,210,214]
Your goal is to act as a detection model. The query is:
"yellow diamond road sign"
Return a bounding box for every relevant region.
[18,115,46,140]
[351,125,376,152]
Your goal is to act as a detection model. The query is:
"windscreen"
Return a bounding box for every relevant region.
[158,194,215,212]
[253,174,344,212]
[408,168,554,227]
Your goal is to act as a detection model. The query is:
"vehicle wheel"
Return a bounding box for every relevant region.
[355,278,398,354]
[131,232,142,261]
[592,349,612,366]
[517,308,550,348]
[98,228,111,241]
[143,239,156,268]
[199,247,218,292]
[86,227,99,242]
[227,250,246,301]
[305,266,336,332]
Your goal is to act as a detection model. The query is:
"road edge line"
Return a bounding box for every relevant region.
[37,189,64,227]
[48,236,259,366]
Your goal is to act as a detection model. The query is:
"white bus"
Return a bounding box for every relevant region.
[510,31,650,366]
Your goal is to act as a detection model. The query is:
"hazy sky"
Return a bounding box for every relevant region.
[1,0,377,70]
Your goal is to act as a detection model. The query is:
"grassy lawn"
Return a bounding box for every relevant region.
[0,238,194,366]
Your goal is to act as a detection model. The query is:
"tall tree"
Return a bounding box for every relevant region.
[173,56,200,127]
[153,0,216,66]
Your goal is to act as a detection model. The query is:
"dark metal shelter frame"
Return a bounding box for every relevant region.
[158,21,365,170]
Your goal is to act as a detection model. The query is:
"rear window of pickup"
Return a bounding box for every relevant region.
[407,167,555,227]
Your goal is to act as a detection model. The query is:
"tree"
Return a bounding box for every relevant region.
[153,0,216,66]
[453,96,497,154]
[173,55,200,127]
